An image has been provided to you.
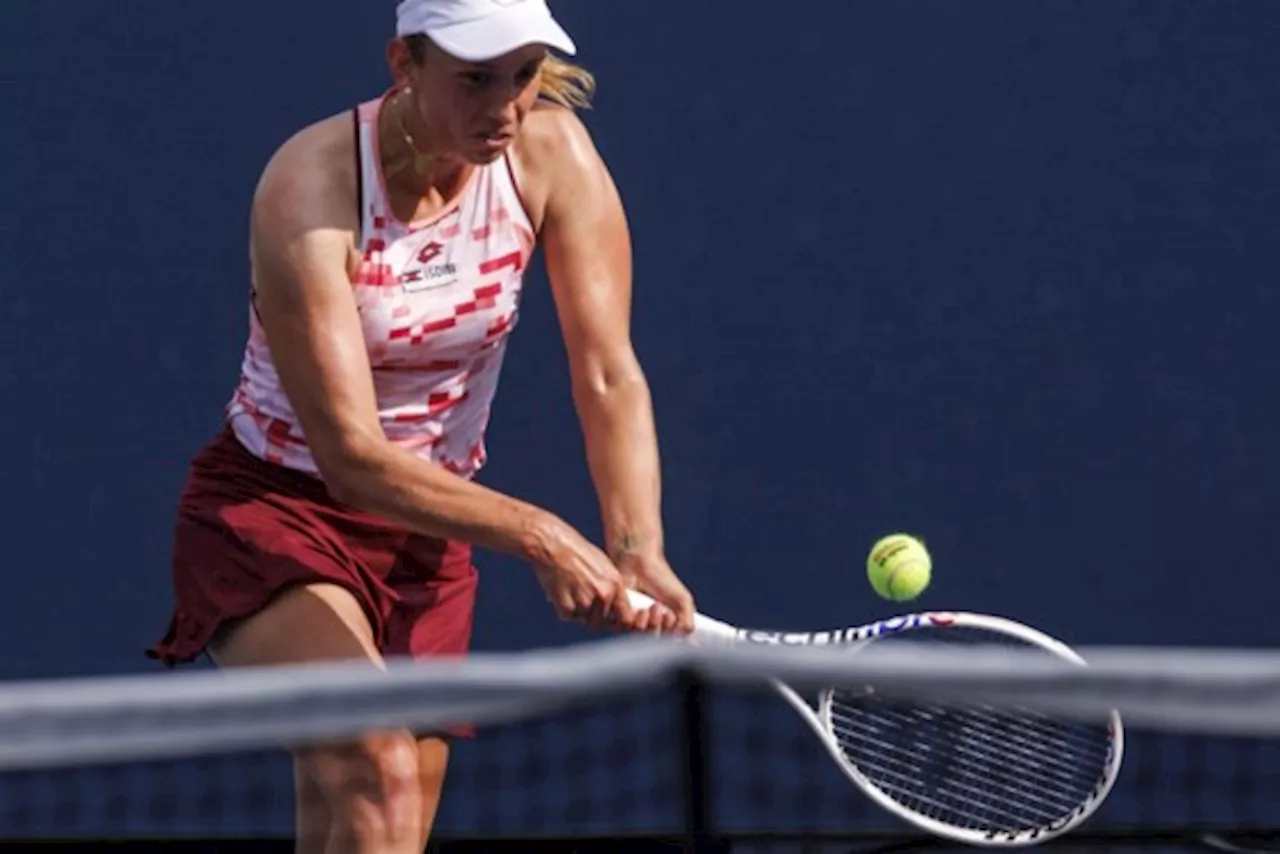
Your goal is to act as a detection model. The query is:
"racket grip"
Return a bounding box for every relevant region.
[625,589,661,612]
[625,589,738,643]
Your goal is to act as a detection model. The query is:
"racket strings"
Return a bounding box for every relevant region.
[833,704,1090,803]
[829,699,1110,829]
[826,626,1114,832]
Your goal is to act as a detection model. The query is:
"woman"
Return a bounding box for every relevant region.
[147,0,697,850]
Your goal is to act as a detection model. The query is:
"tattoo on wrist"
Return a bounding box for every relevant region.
[610,532,645,561]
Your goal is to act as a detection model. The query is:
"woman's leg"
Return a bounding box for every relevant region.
[208,583,427,854]
[414,737,451,852]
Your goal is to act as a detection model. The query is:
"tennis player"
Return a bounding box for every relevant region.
[147,0,695,850]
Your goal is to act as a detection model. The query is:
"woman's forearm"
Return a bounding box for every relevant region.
[324,436,560,564]
[573,374,666,561]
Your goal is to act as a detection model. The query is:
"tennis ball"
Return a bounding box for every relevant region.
[867,533,932,601]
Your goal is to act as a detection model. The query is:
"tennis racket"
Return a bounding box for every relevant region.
[626,590,1124,847]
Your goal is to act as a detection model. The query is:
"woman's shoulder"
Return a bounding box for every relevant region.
[251,108,363,238]
[515,101,598,168]
[510,101,608,226]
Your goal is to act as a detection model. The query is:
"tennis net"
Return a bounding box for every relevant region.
[0,635,1276,852]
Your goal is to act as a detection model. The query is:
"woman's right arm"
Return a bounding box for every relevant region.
[247,122,635,625]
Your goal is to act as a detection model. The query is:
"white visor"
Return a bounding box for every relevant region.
[396,0,577,62]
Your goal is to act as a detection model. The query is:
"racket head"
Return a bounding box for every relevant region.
[811,611,1124,847]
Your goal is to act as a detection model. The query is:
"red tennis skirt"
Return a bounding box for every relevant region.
[148,426,479,685]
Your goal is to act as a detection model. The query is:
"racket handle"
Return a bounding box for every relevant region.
[625,589,738,643]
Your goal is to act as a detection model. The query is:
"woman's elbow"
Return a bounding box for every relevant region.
[575,354,648,399]
[312,433,388,507]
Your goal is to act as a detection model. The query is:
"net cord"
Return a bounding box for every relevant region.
[0,637,1276,770]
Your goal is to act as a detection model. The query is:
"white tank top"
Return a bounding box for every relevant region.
[227,93,536,480]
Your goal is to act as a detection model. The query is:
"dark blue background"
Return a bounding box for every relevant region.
[3,0,1278,839]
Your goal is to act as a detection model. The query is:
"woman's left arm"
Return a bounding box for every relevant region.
[530,108,695,634]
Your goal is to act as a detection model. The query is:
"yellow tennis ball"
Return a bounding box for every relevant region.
[867,534,932,601]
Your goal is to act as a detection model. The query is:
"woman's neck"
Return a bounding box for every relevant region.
[378,90,474,204]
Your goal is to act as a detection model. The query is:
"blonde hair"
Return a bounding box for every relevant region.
[539,54,595,110]
[403,35,595,110]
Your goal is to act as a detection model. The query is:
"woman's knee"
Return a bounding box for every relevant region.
[298,730,424,837]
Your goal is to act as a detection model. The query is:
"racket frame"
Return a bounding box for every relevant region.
[625,592,1126,847]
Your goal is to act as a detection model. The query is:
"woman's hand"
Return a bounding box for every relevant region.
[615,550,696,635]
[529,517,639,630]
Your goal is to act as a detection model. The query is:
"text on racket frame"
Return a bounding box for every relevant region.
[735,613,957,646]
